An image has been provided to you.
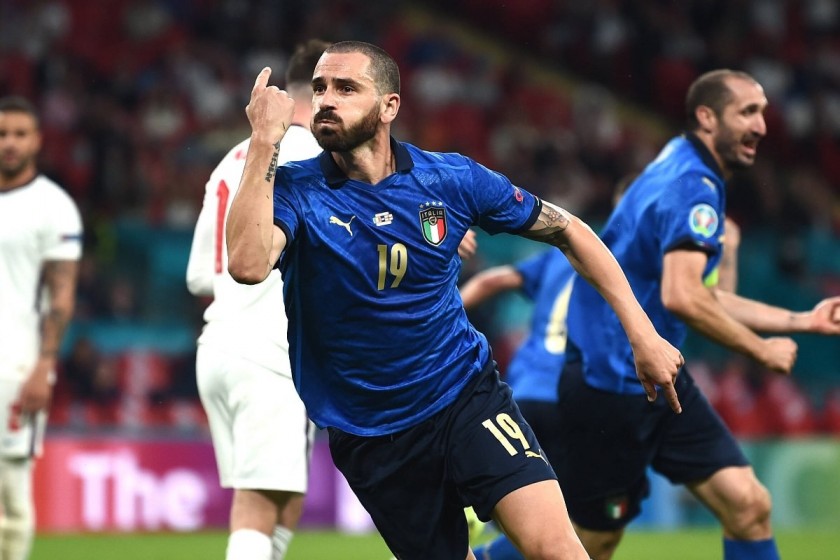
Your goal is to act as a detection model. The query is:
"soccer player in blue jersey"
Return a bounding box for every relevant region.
[463,208,740,560]
[226,41,685,560]
[558,69,840,560]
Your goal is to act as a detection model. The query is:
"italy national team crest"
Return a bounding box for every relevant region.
[419,202,447,246]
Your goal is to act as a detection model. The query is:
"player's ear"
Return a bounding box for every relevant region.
[695,105,717,133]
[381,93,400,124]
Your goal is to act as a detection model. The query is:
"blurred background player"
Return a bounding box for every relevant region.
[0,96,83,560]
[462,182,740,560]
[185,39,331,560]
[559,69,840,560]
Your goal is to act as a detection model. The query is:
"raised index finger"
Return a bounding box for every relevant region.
[253,67,272,92]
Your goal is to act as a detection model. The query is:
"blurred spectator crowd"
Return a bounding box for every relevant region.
[0,0,837,435]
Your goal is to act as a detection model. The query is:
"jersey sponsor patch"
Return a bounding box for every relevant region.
[688,203,719,238]
[419,202,447,246]
[373,211,393,226]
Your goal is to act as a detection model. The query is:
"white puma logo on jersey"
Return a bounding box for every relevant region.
[329,215,356,236]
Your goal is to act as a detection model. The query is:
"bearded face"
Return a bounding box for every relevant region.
[713,118,762,171]
[0,112,40,182]
[313,102,381,152]
[710,78,767,172]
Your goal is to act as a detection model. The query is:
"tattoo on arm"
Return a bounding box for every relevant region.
[264,142,281,182]
[40,260,78,358]
[520,201,571,246]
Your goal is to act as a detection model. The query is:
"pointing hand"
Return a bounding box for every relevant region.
[246,67,295,145]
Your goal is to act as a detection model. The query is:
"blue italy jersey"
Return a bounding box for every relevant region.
[506,249,575,402]
[566,133,726,394]
[272,139,540,435]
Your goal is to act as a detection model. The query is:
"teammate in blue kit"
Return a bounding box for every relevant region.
[558,69,840,560]
[226,41,684,560]
[463,193,741,560]
[461,248,574,560]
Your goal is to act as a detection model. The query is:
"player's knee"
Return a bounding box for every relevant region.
[725,482,772,538]
[576,527,622,560]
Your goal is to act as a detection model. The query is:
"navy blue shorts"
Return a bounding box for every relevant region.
[555,359,749,531]
[328,361,556,560]
[517,399,565,474]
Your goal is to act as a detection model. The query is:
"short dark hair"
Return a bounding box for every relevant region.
[0,96,39,125]
[286,39,331,87]
[324,41,400,96]
[685,69,758,130]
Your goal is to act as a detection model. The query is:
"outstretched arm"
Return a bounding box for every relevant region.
[716,291,840,335]
[458,229,478,260]
[227,68,292,284]
[460,266,522,310]
[662,249,799,374]
[521,199,685,413]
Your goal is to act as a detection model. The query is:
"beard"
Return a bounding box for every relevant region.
[0,154,30,180]
[714,124,759,171]
[313,104,380,152]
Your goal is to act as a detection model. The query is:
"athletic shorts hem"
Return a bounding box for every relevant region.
[474,468,557,522]
[664,457,751,487]
[224,478,308,493]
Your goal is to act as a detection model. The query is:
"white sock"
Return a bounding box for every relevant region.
[272,525,294,560]
[226,529,272,560]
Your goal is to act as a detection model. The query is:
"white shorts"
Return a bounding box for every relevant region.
[0,378,47,459]
[196,344,314,492]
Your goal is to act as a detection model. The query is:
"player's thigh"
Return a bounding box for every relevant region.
[229,367,310,492]
[517,399,565,472]
[448,367,557,522]
[492,479,582,555]
[327,423,468,560]
[197,346,312,492]
[196,345,236,484]
[554,361,657,530]
[652,370,749,486]
[326,367,546,560]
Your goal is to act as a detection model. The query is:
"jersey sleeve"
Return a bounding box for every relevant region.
[186,141,247,296]
[272,166,301,244]
[186,175,221,296]
[656,171,723,255]
[467,159,540,234]
[43,190,83,261]
[272,132,323,244]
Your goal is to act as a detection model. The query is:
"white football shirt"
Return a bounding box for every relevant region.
[0,175,83,381]
[186,126,322,375]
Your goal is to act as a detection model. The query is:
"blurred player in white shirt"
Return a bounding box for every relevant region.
[186,39,330,560]
[0,96,83,560]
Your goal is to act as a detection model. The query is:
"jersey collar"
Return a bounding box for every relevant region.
[683,131,725,181]
[319,137,414,187]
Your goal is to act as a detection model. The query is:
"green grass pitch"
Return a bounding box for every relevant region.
[31,528,840,559]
